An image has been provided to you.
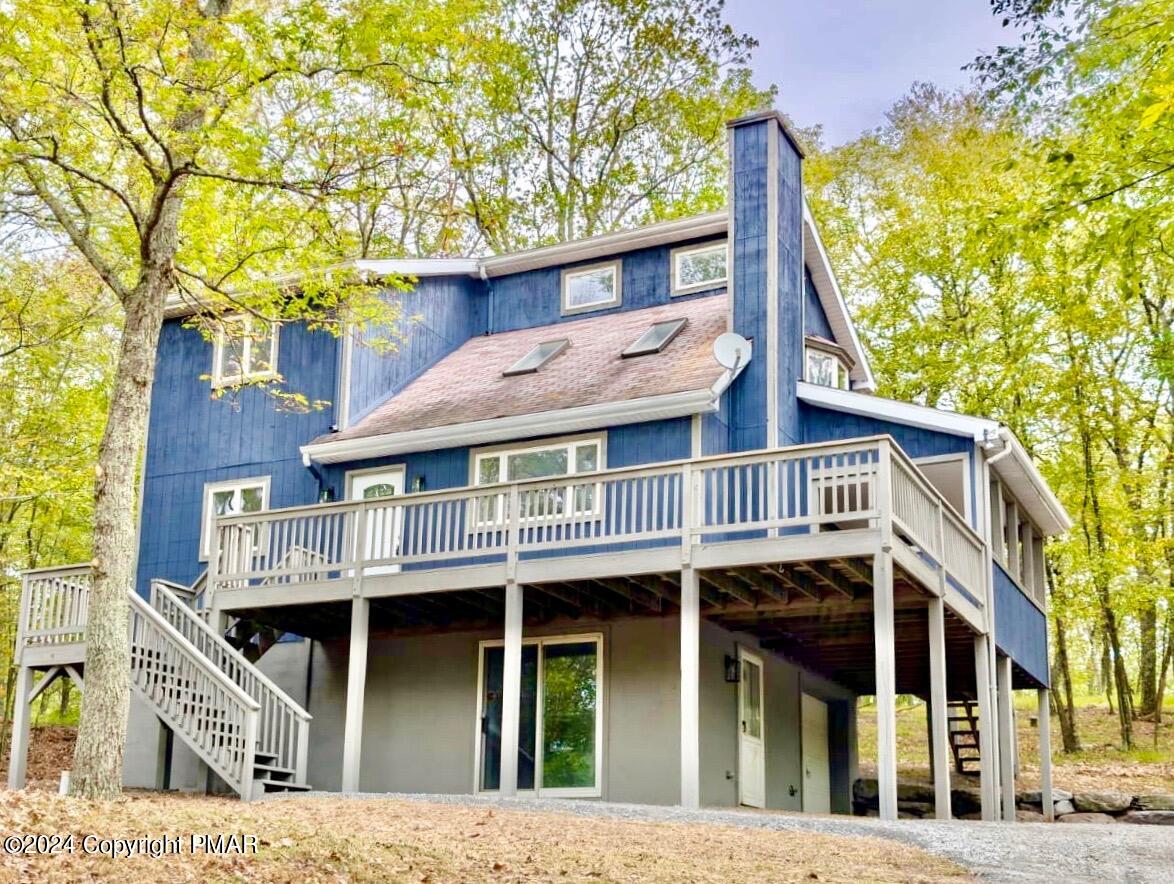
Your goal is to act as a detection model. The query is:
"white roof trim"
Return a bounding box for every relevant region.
[796,381,1071,535]
[802,201,876,391]
[479,212,729,278]
[303,387,719,464]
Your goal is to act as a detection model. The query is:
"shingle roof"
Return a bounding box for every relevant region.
[319,293,729,445]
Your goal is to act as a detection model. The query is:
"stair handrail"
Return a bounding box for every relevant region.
[150,580,312,784]
[127,590,260,798]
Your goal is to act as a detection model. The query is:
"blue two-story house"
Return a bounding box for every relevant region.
[8,111,1069,823]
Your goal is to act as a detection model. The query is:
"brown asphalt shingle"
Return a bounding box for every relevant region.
[320,293,729,444]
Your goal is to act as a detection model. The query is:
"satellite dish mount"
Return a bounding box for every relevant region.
[713,332,752,373]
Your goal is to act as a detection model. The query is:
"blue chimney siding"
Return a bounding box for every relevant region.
[775,124,804,448]
[135,319,338,594]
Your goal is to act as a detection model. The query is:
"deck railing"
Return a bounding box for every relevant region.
[209,436,988,608]
[16,564,93,658]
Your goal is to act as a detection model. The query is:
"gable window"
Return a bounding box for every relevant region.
[672,241,727,295]
[212,315,279,387]
[622,318,687,358]
[503,339,570,376]
[200,476,269,560]
[472,435,603,523]
[805,340,851,390]
[561,261,621,315]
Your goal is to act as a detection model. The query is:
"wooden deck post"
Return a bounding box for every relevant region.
[997,653,1016,821]
[1038,688,1054,821]
[340,596,369,792]
[927,597,951,820]
[499,579,523,798]
[973,634,997,820]
[680,566,700,809]
[6,665,33,789]
[873,549,898,821]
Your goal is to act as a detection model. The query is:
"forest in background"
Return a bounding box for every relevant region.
[0,0,1169,760]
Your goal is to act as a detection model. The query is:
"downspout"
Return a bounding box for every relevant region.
[983,427,1014,466]
[480,263,494,335]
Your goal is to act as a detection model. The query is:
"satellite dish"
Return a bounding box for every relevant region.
[713,332,751,371]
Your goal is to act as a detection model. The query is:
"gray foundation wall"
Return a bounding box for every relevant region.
[122,613,857,811]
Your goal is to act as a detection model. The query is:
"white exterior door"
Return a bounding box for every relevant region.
[348,467,405,575]
[801,693,831,813]
[737,648,766,808]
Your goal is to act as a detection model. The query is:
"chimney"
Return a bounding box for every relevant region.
[726,110,806,451]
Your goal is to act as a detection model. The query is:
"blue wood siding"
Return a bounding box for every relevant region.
[804,268,834,339]
[775,125,804,448]
[486,237,725,334]
[135,320,338,594]
[993,562,1049,686]
[800,403,979,528]
[347,276,486,424]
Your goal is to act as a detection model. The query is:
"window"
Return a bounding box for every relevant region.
[200,476,269,559]
[212,315,279,387]
[561,261,621,315]
[622,318,687,358]
[672,241,727,294]
[805,345,850,390]
[503,339,570,376]
[472,435,603,523]
[477,634,603,797]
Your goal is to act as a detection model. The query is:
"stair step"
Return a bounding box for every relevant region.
[258,778,312,792]
[253,762,295,779]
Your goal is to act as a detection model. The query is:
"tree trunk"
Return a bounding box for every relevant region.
[1052,615,1082,752]
[58,678,71,719]
[1155,609,1173,731]
[70,291,166,799]
[1138,603,1158,718]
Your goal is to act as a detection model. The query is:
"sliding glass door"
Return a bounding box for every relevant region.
[478,635,602,797]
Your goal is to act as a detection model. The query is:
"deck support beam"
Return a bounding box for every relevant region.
[499,580,523,798]
[872,549,898,821]
[341,596,369,792]
[973,634,997,820]
[680,566,700,809]
[6,665,33,789]
[927,597,951,820]
[996,654,1016,821]
[1038,688,1054,821]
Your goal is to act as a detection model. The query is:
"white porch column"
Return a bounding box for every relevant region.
[680,566,700,809]
[6,665,33,789]
[997,653,1016,821]
[499,580,523,798]
[341,596,370,792]
[973,634,998,820]
[873,550,898,821]
[927,597,952,820]
[1038,688,1054,821]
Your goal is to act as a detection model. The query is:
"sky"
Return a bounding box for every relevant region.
[722,1,1020,145]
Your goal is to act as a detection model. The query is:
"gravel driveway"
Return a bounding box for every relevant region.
[280,791,1174,883]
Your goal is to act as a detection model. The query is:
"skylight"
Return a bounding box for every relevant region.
[503,339,569,376]
[622,318,687,358]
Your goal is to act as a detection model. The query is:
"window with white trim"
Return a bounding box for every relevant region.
[212,315,279,387]
[805,345,850,390]
[200,476,269,559]
[472,435,603,523]
[561,261,621,314]
[672,241,727,294]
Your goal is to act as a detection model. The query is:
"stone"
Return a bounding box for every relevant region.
[1053,799,1076,816]
[1016,809,1047,822]
[1018,788,1072,805]
[1133,794,1174,811]
[898,801,936,818]
[950,786,983,816]
[853,778,878,804]
[957,811,984,821]
[1120,810,1174,825]
[1073,791,1133,814]
[896,782,935,804]
[1057,812,1116,824]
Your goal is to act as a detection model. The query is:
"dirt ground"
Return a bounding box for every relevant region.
[0,727,76,792]
[0,791,969,883]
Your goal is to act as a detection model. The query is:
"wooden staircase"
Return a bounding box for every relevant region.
[947,699,981,775]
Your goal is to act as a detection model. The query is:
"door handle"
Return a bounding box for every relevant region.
[741,720,747,733]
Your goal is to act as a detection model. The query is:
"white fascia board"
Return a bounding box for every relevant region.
[352,258,481,278]
[992,433,1073,536]
[797,381,996,439]
[801,201,876,392]
[479,212,729,278]
[302,388,719,465]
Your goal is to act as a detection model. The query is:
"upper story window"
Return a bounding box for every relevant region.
[503,339,570,376]
[200,476,269,559]
[622,318,687,358]
[212,315,279,387]
[805,337,851,390]
[473,434,604,523]
[672,241,727,295]
[562,261,621,315]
